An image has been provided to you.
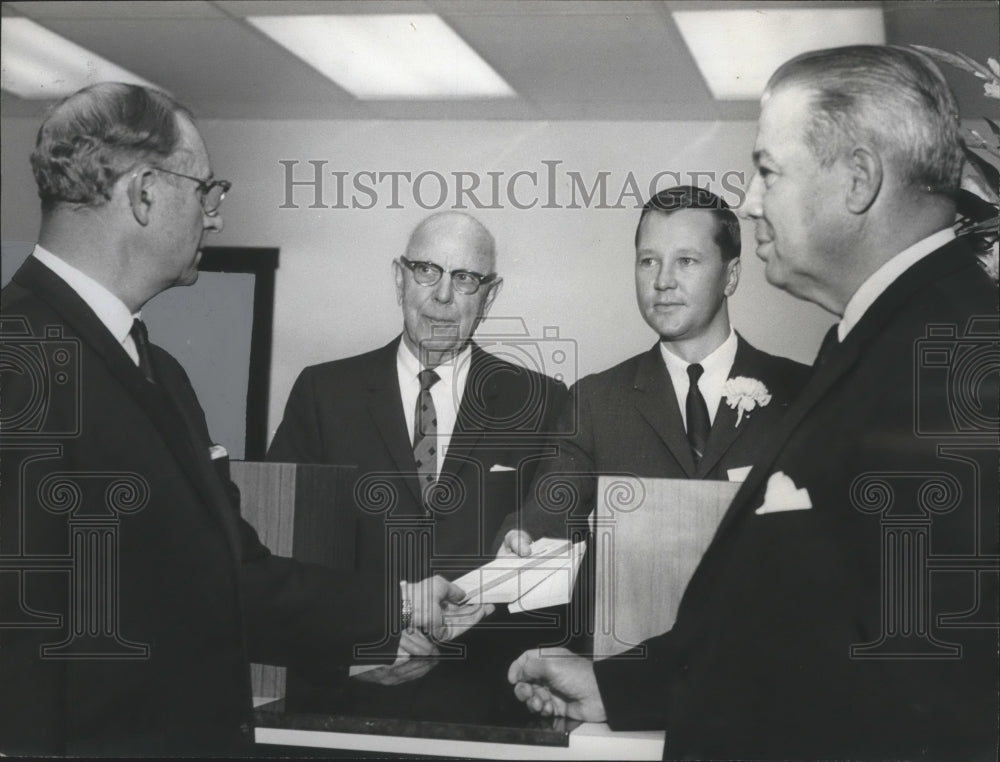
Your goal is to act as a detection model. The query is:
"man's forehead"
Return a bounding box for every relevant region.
[636,208,722,250]
[173,114,211,172]
[409,224,494,268]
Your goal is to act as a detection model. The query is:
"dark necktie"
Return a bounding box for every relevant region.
[814,324,841,368]
[686,363,710,464]
[413,369,441,492]
[130,318,157,384]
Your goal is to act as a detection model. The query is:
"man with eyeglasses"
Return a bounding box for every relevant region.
[0,83,486,755]
[268,211,568,700]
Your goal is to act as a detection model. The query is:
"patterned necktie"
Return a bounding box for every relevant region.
[814,324,841,368]
[413,368,441,493]
[686,363,710,464]
[130,318,157,384]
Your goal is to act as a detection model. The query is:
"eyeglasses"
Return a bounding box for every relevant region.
[154,167,231,216]
[399,256,498,295]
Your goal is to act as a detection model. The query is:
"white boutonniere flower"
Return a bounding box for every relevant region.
[724,377,772,426]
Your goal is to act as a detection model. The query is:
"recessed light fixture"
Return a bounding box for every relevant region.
[1,17,161,99]
[673,8,886,100]
[247,14,516,100]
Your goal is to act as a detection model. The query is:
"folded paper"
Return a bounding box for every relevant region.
[453,537,586,612]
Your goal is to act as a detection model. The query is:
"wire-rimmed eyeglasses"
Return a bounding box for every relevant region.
[154,167,231,216]
[399,256,498,295]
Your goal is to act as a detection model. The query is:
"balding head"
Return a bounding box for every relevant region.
[394,212,502,367]
[405,212,497,272]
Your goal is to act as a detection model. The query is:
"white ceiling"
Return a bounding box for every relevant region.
[2,0,997,121]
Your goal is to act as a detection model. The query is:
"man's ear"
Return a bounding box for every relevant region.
[392,259,405,304]
[723,257,741,297]
[845,146,882,214]
[126,168,156,226]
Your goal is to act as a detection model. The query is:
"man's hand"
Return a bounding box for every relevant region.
[508,647,607,722]
[353,630,440,685]
[406,575,494,641]
[500,529,533,557]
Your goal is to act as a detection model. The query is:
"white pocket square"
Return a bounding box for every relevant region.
[490,463,516,472]
[727,465,753,483]
[209,444,229,461]
[755,471,812,514]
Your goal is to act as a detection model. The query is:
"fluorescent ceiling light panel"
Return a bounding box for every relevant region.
[673,8,885,100]
[248,14,515,99]
[1,17,160,99]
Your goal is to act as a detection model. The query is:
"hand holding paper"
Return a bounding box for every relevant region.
[406,575,494,641]
[455,537,586,613]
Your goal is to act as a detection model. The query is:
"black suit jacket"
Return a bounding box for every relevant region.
[0,258,389,755]
[511,335,810,541]
[593,239,999,759]
[267,337,569,580]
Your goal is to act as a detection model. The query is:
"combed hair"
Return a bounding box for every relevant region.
[635,185,741,261]
[30,82,191,212]
[765,45,963,195]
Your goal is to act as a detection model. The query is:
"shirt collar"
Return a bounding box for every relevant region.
[659,327,738,379]
[839,227,955,341]
[31,244,138,344]
[396,337,472,390]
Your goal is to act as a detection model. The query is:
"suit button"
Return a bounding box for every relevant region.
[240,721,253,737]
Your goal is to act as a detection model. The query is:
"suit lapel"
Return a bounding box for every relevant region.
[12,258,244,558]
[696,336,756,477]
[366,339,423,505]
[445,344,493,482]
[632,344,698,477]
[707,239,979,547]
[151,356,245,558]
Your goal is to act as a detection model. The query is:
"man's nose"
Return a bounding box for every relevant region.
[654,263,676,290]
[203,210,224,233]
[432,273,454,303]
[739,173,764,220]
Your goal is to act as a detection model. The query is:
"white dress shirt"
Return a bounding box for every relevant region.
[838,227,955,342]
[660,328,738,430]
[31,245,143,366]
[396,340,472,477]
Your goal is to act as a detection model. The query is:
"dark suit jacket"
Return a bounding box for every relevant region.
[511,335,810,541]
[267,337,569,580]
[593,239,999,760]
[0,258,389,755]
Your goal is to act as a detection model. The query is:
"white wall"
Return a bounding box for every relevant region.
[1,117,834,447]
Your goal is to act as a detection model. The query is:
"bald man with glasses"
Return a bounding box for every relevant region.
[268,211,569,697]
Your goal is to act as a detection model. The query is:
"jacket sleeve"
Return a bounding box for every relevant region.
[266,369,324,464]
[496,381,599,544]
[592,630,679,730]
[169,359,400,670]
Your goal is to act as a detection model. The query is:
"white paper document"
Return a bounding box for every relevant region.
[453,537,586,613]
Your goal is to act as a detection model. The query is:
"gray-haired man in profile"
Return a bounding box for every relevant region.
[0,82,486,755]
[508,45,998,761]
